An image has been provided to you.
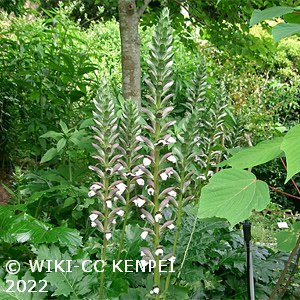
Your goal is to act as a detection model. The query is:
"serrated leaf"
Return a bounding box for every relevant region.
[198,169,270,226]
[272,22,300,42]
[276,231,297,252]
[40,148,58,163]
[280,124,300,183]
[220,138,283,169]
[45,269,82,298]
[250,7,294,26]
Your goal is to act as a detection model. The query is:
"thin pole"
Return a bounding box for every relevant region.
[243,220,255,300]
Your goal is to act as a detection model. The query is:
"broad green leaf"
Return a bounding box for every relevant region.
[221,138,283,169]
[272,23,300,42]
[284,12,300,24]
[276,231,297,252]
[79,118,94,129]
[250,6,294,26]
[40,147,58,163]
[40,131,63,139]
[57,138,67,152]
[293,221,300,232]
[280,124,300,183]
[59,120,69,135]
[198,169,270,226]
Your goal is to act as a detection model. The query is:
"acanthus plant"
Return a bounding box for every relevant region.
[87,8,233,300]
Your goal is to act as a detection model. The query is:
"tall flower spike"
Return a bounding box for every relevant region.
[142,8,177,293]
[115,98,143,262]
[88,82,126,299]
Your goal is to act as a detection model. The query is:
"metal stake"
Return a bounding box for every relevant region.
[243,220,255,300]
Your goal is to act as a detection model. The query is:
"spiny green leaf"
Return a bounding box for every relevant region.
[220,138,283,169]
[198,169,270,226]
[280,124,300,183]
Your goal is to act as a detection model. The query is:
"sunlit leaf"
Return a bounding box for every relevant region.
[280,124,300,183]
[198,169,270,226]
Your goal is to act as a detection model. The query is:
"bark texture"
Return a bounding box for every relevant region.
[118,0,141,104]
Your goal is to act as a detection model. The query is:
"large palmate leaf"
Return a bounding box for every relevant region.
[280,124,300,183]
[198,169,270,226]
[221,137,283,169]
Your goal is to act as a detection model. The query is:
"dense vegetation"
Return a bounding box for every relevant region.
[0,1,299,299]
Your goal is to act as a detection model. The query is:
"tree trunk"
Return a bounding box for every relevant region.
[118,0,141,104]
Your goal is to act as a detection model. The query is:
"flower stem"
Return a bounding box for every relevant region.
[99,176,109,300]
[163,169,185,300]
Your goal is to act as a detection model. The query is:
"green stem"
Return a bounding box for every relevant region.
[116,177,131,262]
[153,119,161,298]
[68,157,72,183]
[99,176,109,300]
[163,167,185,299]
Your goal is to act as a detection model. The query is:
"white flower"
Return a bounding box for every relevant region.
[106,200,112,209]
[89,213,98,221]
[167,170,174,178]
[166,136,176,144]
[207,170,214,177]
[91,221,97,227]
[143,157,152,166]
[136,136,143,142]
[133,198,146,207]
[167,224,175,230]
[141,231,148,240]
[90,184,101,191]
[88,190,96,197]
[105,232,112,240]
[155,213,163,222]
[136,178,145,186]
[140,250,146,257]
[116,182,126,195]
[112,219,117,224]
[160,172,168,181]
[198,174,206,180]
[141,214,146,220]
[135,169,144,176]
[155,248,164,256]
[168,190,177,197]
[116,209,125,217]
[167,155,177,163]
[147,187,154,196]
[152,287,160,294]
[168,256,176,262]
